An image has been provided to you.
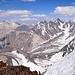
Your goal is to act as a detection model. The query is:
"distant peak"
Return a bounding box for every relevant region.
[55,18,64,23]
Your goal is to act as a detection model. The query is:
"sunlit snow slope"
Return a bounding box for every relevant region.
[45,48,75,75]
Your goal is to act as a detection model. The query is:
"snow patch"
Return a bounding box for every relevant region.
[41,26,46,35]
[58,22,64,30]
[50,52,63,62]
[45,49,75,75]
[12,50,44,73]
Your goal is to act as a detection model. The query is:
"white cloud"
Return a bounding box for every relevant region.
[7,10,32,15]
[72,2,75,5]
[0,10,38,24]
[19,18,37,21]
[21,0,35,2]
[0,10,35,22]
[0,10,32,17]
[32,14,46,17]
[54,6,75,16]
[20,15,29,17]
[0,9,48,24]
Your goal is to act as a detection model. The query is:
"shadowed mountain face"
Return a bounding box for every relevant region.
[15,25,30,31]
[0,19,75,73]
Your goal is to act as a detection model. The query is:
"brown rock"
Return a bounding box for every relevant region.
[0,61,42,75]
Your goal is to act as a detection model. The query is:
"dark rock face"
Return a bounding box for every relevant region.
[61,38,75,57]
[0,61,42,75]
[0,61,6,68]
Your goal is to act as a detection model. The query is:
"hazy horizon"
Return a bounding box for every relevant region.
[0,0,75,24]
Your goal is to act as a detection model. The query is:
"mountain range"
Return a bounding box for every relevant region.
[0,18,75,75]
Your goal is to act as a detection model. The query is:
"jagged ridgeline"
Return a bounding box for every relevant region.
[0,61,42,75]
[0,19,75,74]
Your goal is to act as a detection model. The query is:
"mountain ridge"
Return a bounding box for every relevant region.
[0,18,75,73]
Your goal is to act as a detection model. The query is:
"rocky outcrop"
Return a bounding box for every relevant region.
[0,61,42,75]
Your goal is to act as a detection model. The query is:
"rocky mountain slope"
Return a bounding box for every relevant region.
[0,18,75,74]
[0,20,19,38]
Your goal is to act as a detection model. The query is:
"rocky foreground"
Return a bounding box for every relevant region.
[0,61,42,75]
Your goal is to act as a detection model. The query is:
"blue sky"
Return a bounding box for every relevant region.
[0,0,75,24]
